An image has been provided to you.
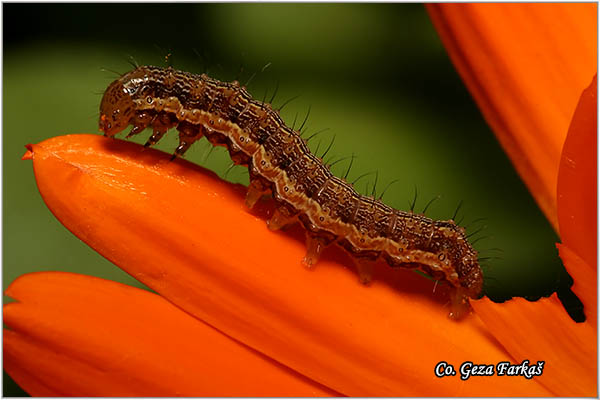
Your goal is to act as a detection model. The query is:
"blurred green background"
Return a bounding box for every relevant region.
[3,3,580,395]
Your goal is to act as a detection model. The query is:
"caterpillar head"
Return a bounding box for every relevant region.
[99,79,135,137]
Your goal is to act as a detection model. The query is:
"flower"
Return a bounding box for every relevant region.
[4,3,597,397]
[7,105,595,394]
[10,134,551,396]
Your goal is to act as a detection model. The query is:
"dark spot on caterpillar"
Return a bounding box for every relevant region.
[99,65,484,319]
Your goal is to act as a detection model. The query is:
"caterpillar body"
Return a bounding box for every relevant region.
[99,65,483,317]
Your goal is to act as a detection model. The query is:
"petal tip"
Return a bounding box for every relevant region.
[22,144,34,161]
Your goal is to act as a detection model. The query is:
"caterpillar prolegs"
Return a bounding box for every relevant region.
[99,65,484,318]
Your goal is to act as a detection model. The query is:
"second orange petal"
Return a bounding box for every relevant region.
[4,271,335,396]
[427,3,597,230]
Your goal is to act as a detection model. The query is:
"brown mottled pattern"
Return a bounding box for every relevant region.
[99,65,483,302]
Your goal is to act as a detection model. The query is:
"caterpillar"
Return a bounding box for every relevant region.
[99,65,483,318]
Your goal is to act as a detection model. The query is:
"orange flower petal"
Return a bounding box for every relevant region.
[23,134,551,396]
[472,296,597,396]
[427,3,597,230]
[556,75,597,318]
[4,271,335,396]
